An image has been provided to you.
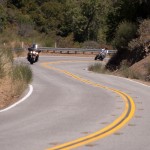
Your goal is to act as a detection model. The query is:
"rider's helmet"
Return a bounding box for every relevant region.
[101,48,105,52]
[101,47,108,55]
[32,44,38,50]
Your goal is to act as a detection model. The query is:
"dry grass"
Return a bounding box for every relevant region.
[88,63,109,74]
[0,78,28,109]
[0,48,32,109]
[130,55,150,80]
[0,78,14,109]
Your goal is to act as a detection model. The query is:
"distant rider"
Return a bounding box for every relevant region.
[100,48,108,58]
[27,44,41,62]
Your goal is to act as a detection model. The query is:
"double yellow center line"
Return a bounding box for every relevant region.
[41,61,135,150]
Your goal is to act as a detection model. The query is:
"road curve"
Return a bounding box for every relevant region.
[0,56,150,150]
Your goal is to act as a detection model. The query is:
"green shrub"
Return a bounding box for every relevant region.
[11,63,32,95]
[113,21,137,49]
[88,63,108,74]
[44,37,54,47]
[12,63,32,84]
[0,48,13,78]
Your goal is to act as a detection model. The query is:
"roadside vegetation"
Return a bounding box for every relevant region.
[0,0,149,47]
[88,63,110,74]
[89,19,150,82]
[0,47,32,109]
[89,59,150,82]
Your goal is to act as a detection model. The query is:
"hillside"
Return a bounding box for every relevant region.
[0,0,150,45]
[130,55,150,80]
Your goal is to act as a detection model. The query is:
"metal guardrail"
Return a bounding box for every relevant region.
[38,47,117,54]
[12,47,117,55]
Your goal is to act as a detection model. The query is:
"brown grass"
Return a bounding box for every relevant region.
[0,77,28,109]
[0,48,32,110]
[0,78,14,109]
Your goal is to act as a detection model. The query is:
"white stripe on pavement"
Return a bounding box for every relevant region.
[0,84,33,113]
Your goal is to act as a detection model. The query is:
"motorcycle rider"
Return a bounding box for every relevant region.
[100,48,108,58]
[27,44,41,62]
[95,47,108,60]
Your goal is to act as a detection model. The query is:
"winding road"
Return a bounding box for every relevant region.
[0,56,150,150]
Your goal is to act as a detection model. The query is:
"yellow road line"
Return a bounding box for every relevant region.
[41,61,135,150]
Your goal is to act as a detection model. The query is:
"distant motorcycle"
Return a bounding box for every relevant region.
[94,53,106,61]
[94,48,108,61]
[27,44,41,64]
[27,50,39,64]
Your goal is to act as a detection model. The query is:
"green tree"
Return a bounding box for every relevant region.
[40,1,63,33]
[17,13,34,37]
[58,0,102,42]
[102,0,150,44]
[113,21,137,49]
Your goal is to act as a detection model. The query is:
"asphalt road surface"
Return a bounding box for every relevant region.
[0,56,150,150]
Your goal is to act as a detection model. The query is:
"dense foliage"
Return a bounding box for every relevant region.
[0,0,149,43]
[0,0,149,69]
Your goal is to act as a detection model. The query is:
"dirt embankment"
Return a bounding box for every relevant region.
[0,78,19,109]
[130,55,150,77]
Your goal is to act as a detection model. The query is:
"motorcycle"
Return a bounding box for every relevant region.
[94,53,106,61]
[94,48,108,61]
[27,50,39,64]
[27,44,41,64]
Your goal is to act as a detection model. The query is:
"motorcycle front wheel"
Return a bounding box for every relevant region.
[94,55,99,60]
[29,58,34,64]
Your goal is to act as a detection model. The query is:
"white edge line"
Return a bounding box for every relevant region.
[87,69,150,88]
[0,84,33,113]
[111,75,150,88]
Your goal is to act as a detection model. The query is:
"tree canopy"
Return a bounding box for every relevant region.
[0,0,149,44]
